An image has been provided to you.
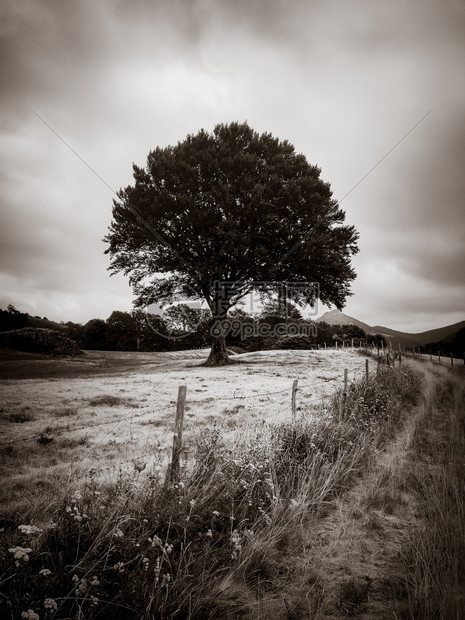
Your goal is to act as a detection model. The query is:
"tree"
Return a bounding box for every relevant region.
[106,311,138,351]
[65,321,85,346]
[0,305,28,332]
[82,318,107,350]
[163,304,203,336]
[104,122,359,365]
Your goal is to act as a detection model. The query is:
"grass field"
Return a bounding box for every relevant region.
[0,348,365,517]
[1,348,464,618]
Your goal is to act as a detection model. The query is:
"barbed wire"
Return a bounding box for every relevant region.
[2,363,376,450]
[1,357,390,521]
[0,404,172,448]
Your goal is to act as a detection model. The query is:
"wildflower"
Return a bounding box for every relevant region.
[21,610,39,620]
[154,556,161,585]
[90,596,99,607]
[75,578,88,595]
[114,562,125,573]
[164,543,173,555]
[189,499,195,507]
[72,575,79,583]
[142,556,149,571]
[9,546,32,566]
[113,529,124,538]
[230,530,242,559]
[39,569,52,577]
[161,573,171,587]
[212,510,220,517]
[206,529,212,538]
[71,491,81,502]
[44,598,58,614]
[18,525,43,537]
[90,576,100,587]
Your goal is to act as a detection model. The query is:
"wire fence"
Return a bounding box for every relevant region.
[0,358,376,450]
[1,349,420,512]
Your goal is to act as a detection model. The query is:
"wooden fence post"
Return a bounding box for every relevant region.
[343,368,348,403]
[168,385,187,485]
[365,358,369,381]
[291,380,298,417]
[451,353,454,367]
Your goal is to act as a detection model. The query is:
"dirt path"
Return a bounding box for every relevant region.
[254,363,433,619]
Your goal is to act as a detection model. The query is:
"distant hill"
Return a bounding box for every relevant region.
[0,327,82,356]
[27,316,69,332]
[317,310,465,349]
[316,310,373,334]
[371,321,465,348]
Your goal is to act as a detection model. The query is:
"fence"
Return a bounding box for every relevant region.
[1,354,376,494]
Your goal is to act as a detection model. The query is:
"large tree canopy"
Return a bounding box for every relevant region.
[104,122,359,365]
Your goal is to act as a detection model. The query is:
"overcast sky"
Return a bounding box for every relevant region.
[1,0,464,333]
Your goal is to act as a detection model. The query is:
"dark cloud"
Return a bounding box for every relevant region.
[0,0,464,329]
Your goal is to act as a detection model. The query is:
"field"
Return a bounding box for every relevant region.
[0,348,365,515]
[1,348,464,619]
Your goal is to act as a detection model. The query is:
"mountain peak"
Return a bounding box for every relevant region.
[316,310,372,331]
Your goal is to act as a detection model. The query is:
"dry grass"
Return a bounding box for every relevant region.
[0,352,426,619]
[0,348,366,517]
[400,364,465,618]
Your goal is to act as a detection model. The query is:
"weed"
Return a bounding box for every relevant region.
[37,432,54,445]
[8,407,35,423]
[53,406,78,418]
[87,395,137,407]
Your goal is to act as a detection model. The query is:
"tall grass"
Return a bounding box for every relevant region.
[0,364,422,619]
[402,366,465,618]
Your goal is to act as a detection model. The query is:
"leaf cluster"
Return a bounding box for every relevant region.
[104,122,359,314]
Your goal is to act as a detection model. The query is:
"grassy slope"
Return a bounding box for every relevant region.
[252,359,465,618]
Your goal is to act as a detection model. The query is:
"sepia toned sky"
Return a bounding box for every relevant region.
[1,0,464,332]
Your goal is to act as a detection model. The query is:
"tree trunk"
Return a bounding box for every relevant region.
[205,334,231,366]
[204,317,232,366]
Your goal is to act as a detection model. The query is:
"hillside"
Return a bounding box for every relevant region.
[316,309,373,333]
[317,309,465,349]
[27,316,69,332]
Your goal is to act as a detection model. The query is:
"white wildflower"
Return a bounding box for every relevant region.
[18,525,43,537]
[44,598,58,613]
[39,568,51,577]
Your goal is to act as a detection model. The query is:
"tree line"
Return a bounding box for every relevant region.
[0,304,389,352]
